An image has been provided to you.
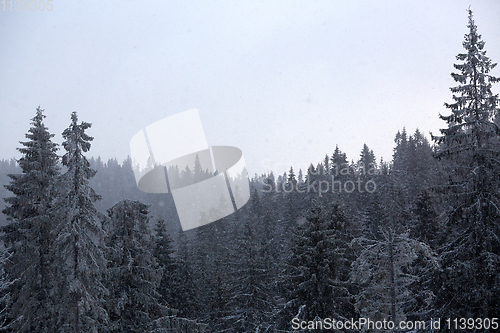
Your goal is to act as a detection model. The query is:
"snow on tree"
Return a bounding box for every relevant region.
[410,189,441,249]
[219,202,275,333]
[170,226,199,319]
[259,173,281,284]
[191,219,231,328]
[0,106,59,332]
[104,200,167,332]
[393,129,440,205]
[153,219,197,319]
[431,8,500,320]
[350,222,436,327]
[279,200,355,328]
[50,112,108,333]
[0,249,11,328]
[153,219,176,305]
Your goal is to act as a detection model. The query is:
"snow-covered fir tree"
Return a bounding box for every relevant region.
[220,202,275,333]
[410,189,441,249]
[432,8,500,320]
[152,219,194,318]
[279,200,355,328]
[1,107,59,332]
[104,200,166,333]
[171,226,199,319]
[50,112,108,333]
[192,219,230,328]
[350,222,436,328]
[152,218,175,286]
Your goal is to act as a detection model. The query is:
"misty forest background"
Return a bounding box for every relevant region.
[1,10,500,333]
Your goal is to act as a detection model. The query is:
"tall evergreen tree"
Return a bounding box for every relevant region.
[260,172,280,281]
[51,112,107,333]
[105,200,166,333]
[153,219,197,319]
[392,129,440,211]
[350,222,436,325]
[220,200,274,333]
[220,188,274,332]
[152,219,176,305]
[279,200,355,328]
[1,107,59,332]
[432,9,500,320]
[172,227,199,319]
[358,143,376,175]
[330,145,348,176]
[411,190,440,249]
[191,219,229,328]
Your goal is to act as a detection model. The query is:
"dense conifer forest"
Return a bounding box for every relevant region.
[0,9,499,332]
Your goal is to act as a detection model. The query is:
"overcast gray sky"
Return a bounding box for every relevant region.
[1,0,499,176]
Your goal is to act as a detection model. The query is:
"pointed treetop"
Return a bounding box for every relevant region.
[433,8,499,155]
[62,111,93,157]
[17,106,59,171]
[288,166,296,182]
[331,145,348,166]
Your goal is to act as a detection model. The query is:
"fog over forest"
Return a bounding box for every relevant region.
[1,4,500,333]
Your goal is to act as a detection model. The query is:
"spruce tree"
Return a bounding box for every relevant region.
[350,222,436,325]
[220,202,274,333]
[153,219,176,297]
[260,172,279,282]
[392,129,440,211]
[330,145,348,177]
[153,219,196,319]
[1,107,59,332]
[358,143,376,175]
[0,159,19,227]
[51,112,107,333]
[191,219,230,328]
[105,200,166,332]
[279,200,354,328]
[411,190,440,249]
[432,9,500,320]
[172,227,199,319]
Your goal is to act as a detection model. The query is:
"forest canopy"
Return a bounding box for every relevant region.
[0,9,499,333]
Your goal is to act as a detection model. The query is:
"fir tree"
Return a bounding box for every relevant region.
[350,223,436,326]
[172,227,199,319]
[330,145,348,177]
[432,9,500,320]
[153,219,176,304]
[191,220,229,328]
[279,200,354,328]
[322,154,330,176]
[358,143,376,175]
[51,112,107,333]
[1,107,59,332]
[220,213,273,332]
[153,219,196,318]
[105,200,166,332]
[411,190,440,249]
[392,129,440,210]
[260,172,280,279]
